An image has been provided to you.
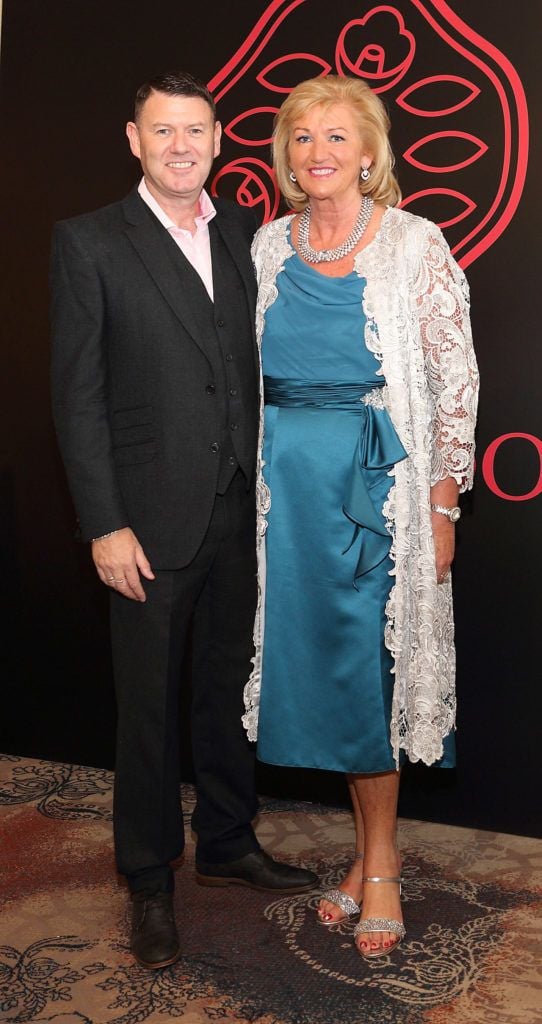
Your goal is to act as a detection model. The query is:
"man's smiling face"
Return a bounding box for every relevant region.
[126,91,221,207]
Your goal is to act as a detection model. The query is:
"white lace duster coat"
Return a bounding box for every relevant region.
[242,207,479,767]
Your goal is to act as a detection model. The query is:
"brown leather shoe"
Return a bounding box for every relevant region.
[130,891,181,969]
[195,849,318,892]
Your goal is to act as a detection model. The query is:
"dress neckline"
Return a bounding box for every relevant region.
[286,222,358,281]
[285,207,391,278]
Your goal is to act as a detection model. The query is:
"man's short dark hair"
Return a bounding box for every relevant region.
[134,71,216,123]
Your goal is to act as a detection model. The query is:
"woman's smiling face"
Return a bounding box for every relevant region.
[288,102,372,206]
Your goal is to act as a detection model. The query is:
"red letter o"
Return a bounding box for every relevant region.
[482,433,542,500]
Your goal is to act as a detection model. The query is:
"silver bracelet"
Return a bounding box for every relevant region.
[91,529,120,542]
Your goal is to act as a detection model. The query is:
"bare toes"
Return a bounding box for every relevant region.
[318,900,339,922]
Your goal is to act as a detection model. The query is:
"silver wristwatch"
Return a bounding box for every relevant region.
[431,503,461,523]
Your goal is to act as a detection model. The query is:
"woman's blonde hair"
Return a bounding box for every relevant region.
[273,75,401,211]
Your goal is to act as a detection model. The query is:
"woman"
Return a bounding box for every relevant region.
[242,75,479,959]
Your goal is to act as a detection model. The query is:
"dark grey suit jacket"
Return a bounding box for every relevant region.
[50,189,259,569]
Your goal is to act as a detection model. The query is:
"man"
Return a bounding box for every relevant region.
[50,71,317,970]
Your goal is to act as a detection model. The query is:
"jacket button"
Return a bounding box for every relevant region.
[209,442,220,453]
[230,423,239,431]
[228,456,236,466]
[225,353,233,362]
[217,319,225,327]
[229,387,238,396]
[205,384,216,395]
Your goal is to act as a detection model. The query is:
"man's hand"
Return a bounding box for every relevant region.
[92,527,155,601]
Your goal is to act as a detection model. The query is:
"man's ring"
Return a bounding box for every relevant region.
[107,577,126,584]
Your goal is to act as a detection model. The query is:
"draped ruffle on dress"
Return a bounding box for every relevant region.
[257,249,455,773]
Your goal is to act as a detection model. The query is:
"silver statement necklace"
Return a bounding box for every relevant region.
[297,195,374,264]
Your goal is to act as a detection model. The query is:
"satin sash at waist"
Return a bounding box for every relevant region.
[264,377,383,411]
[263,377,408,585]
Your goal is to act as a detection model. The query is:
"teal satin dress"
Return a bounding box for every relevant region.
[257,250,455,773]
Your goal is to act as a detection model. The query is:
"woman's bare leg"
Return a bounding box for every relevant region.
[351,769,403,953]
[318,774,365,922]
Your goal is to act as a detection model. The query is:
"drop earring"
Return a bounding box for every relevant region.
[289,170,297,183]
[360,165,371,181]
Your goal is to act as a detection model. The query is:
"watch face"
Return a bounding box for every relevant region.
[450,507,461,522]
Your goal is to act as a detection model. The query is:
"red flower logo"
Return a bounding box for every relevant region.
[209,0,528,269]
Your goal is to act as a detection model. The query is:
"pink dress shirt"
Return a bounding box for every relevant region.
[138,178,216,301]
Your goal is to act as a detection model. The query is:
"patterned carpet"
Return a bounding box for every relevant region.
[1,755,541,1024]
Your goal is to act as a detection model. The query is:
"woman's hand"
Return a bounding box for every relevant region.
[430,477,459,584]
[431,513,455,583]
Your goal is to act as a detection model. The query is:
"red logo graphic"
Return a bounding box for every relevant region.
[208,0,528,269]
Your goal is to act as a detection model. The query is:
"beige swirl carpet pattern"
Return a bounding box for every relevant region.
[1,755,541,1024]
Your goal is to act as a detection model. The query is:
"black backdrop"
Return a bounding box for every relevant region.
[1,1,540,837]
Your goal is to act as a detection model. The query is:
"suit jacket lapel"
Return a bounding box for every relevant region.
[121,191,211,358]
[210,207,257,346]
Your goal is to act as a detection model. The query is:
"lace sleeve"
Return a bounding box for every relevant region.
[413,225,479,491]
[250,223,270,277]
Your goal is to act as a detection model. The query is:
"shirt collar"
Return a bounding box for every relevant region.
[138,177,216,232]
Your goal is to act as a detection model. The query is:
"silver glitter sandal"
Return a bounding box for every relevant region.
[317,853,363,926]
[353,876,405,958]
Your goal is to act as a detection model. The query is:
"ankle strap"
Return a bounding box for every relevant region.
[362,876,402,884]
